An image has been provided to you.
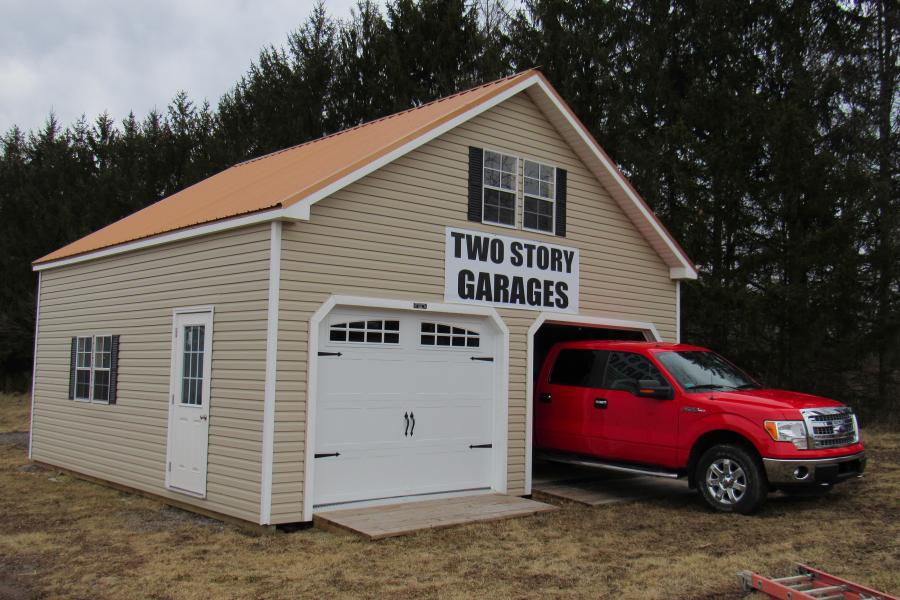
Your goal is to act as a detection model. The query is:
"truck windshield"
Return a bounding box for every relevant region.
[656,351,760,392]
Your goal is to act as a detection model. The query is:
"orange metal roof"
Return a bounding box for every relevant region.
[35,70,539,265]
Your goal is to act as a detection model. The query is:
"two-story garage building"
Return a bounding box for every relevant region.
[29,70,697,527]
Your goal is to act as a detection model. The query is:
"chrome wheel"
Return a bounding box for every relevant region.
[705,458,747,506]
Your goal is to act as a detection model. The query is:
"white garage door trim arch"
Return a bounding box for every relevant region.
[524,313,662,494]
[303,295,510,522]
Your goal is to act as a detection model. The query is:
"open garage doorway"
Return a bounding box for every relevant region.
[525,314,665,500]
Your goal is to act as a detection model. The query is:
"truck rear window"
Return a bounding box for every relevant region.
[549,349,608,387]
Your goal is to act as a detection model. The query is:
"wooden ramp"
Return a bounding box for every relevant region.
[313,493,557,540]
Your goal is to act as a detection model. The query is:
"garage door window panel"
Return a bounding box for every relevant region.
[329,320,400,344]
[420,322,480,348]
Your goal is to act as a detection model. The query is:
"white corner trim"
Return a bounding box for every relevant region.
[28,272,41,459]
[524,312,662,494]
[260,221,282,525]
[302,294,510,523]
[282,76,541,220]
[676,281,682,344]
[33,208,293,272]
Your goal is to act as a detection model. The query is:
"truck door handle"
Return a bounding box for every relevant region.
[540,393,552,403]
[594,398,608,409]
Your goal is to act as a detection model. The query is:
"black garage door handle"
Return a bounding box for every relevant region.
[409,412,415,436]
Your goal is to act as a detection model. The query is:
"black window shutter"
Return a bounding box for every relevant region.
[109,335,120,405]
[467,147,484,222]
[68,337,77,400]
[555,168,567,237]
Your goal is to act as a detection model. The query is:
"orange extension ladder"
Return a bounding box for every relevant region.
[738,564,898,600]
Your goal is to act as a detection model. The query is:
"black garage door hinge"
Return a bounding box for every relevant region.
[470,356,494,362]
[314,452,341,458]
[318,351,343,357]
[469,443,493,449]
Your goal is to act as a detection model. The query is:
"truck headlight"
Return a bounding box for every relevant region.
[764,420,808,449]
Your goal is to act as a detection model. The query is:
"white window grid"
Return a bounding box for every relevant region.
[482,149,518,228]
[181,325,205,406]
[523,159,556,234]
[329,320,400,345]
[74,335,112,404]
[420,323,481,348]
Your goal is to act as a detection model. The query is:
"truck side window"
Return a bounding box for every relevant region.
[603,352,666,394]
[548,349,609,387]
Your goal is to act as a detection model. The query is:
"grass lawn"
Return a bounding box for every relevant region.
[1,393,897,599]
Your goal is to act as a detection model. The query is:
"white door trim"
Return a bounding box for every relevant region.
[524,312,661,494]
[165,306,215,498]
[303,294,509,522]
[259,221,281,524]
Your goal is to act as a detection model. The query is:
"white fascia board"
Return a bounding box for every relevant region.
[33,207,296,272]
[282,76,542,220]
[528,79,698,280]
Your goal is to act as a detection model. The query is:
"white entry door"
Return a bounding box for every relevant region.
[166,310,213,497]
[314,309,497,507]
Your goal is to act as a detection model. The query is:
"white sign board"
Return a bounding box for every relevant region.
[444,227,579,313]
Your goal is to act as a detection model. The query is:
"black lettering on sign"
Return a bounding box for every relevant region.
[476,272,493,301]
[550,248,563,272]
[563,250,575,274]
[543,280,555,307]
[510,276,526,305]
[555,282,569,309]
[493,274,510,304]
[451,231,466,259]
[537,246,550,270]
[466,234,491,262]
[526,278,541,306]
[524,243,537,268]
[489,238,504,264]
[459,269,475,299]
[510,241,523,267]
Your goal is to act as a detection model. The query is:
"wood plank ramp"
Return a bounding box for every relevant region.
[313,493,557,540]
[532,460,692,506]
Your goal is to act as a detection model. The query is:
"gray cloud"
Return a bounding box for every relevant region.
[0,0,362,133]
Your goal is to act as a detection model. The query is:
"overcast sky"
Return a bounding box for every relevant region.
[0,1,365,133]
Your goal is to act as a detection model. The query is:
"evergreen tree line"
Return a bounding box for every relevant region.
[1,1,896,419]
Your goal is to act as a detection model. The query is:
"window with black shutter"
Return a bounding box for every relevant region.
[68,334,120,404]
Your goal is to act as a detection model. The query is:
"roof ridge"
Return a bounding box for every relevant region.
[231,70,535,169]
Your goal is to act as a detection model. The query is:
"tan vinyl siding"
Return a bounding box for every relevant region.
[271,91,677,523]
[32,224,271,523]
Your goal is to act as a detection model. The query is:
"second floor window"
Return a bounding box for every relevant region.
[483,150,517,227]
[523,160,555,234]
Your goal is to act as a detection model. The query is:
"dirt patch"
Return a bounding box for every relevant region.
[0,433,27,450]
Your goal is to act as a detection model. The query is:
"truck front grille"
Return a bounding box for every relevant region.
[801,407,858,449]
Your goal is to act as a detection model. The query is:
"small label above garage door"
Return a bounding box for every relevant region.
[313,308,497,507]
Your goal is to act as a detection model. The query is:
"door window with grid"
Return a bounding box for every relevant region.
[181,325,206,406]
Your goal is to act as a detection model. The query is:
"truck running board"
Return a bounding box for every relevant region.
[534,451,682,479]
[738,563,897,600]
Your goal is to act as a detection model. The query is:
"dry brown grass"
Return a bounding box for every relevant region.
[1,392,898,599]
[0,393,30,433]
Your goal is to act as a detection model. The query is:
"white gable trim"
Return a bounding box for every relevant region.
[34,73,696,279]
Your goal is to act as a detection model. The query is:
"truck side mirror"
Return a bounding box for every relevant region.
[636,379,673,400]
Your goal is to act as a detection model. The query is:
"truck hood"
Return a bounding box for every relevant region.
[710,388,845,412]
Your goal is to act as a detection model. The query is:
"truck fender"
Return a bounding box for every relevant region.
[684,413,768,488]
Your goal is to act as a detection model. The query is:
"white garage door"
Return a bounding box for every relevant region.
[313,308,497,507]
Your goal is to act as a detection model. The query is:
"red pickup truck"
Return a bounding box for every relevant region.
[534,341,866,513]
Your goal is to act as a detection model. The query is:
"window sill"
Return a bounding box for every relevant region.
[522,225,556,237]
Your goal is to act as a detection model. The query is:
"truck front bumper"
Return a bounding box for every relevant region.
[762,451,866,487]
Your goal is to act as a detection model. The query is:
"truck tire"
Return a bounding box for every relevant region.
[696,444,768,514]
